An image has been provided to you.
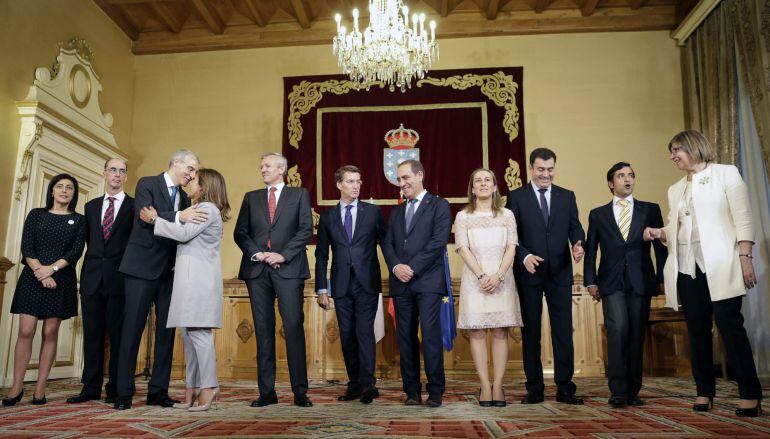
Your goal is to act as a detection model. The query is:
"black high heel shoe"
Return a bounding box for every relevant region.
[736,400,762,418]
[492,387,507,408]
[692,397,713,412]
[2,389,23,407]
[478,387,493,407]
[31,394,47,405]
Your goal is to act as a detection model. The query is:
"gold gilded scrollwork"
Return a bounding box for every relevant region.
[504,158,523,191]
[287,80,385,148]
[311,208,320,230]
[417,72,520,142]
[52,37,94,77]
[286,165,302,187]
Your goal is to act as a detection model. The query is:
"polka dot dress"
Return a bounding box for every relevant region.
[10,208,86,320]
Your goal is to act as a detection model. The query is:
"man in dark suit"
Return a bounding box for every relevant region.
[315,165,385,405]
[584,162,666,408]
[234,152,314,408]
[114,150,205,410]
[505,147,585,405]
[382,160,451,408]
[66,159,134,405]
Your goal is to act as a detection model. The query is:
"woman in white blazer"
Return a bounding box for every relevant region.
[140,169,230,412]
[644,130,762,417]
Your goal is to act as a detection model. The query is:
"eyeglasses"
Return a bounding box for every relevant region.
[106,167,127,175]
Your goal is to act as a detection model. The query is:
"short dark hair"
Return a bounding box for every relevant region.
[397,159,425,176]
[529,148,556,165]
[334,165,361,183]
[606,162,634,194]
[45,173,79,212]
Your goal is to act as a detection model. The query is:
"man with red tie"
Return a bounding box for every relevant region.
[67,159,134,405]
[234,152,314,408]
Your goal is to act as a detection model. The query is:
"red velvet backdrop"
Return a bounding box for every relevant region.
[282,67,527,239]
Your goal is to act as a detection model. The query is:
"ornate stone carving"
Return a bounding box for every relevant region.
[236,319,254,343]
[14,120,44,201]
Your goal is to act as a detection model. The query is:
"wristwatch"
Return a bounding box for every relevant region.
[52,264,59,273]
[497,272,505,282]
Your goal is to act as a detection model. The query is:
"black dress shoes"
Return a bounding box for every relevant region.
[425,397,442,408]
[104,394,117,404]
[404,394,422,406]
[31,395,47,405]
[521,393,544,404]
[114,397,132,410]
[293,394,313,407]
[146,393,179,407]
[250,392,278,407]
[628,396,644,407]
[692,397,713,412]
[337,388,362,401]
[608,396,627,408]
[735,401,762,418]
[2,389,23,407]
[67,393,100,404]
[360,387,379,404]
[556,393,584,405]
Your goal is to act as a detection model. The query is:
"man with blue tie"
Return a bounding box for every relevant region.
[505,148,586,405]
[114,150,206,410]
[584,162,666,408]
[382,160,451,408]
[315,165,385,404]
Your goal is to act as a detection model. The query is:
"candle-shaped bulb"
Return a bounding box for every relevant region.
[352,8,359,31]
[412,13,418,33]
[430,20,436,41]
[335,13,341,33]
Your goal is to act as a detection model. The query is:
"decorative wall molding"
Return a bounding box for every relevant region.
[671,0,723,46]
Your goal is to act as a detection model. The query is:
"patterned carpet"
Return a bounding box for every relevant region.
[0,378,767,438]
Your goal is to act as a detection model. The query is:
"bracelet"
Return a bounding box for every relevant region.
[739,254,753,259]
[477,273,487,280]
[496,272,505,282]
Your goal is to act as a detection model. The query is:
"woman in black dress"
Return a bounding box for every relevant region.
[2,174,86,406]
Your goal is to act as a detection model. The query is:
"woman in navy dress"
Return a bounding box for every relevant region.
[2,174,86,406]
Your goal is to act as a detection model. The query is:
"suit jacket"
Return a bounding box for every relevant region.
[80,194,134,295]
[661,164,753,308]
[382,193,452,295]
[505,183,585,286]
[234,186,313,280]
[314,201,385,297]
[154,202,223,328]
[583,199,667,297]
[118,173,191,280]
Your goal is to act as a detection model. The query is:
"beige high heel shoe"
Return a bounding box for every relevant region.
[173,389,201,409]
[189,387,219,412]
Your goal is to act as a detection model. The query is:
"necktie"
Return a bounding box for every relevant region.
[405,198,417,232]
[268,187,277,249]
[538,188,549,225]
[169,186,178,210]
[102,197,115,240]
[618,199,631,241]
[343,204,353,243]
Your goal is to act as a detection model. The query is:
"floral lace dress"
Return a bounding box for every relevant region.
[454,208,523,329]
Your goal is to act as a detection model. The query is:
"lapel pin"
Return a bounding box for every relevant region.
[68,219,74,225]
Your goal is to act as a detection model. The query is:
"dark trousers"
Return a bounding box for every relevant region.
[602,284,651,398]
[393,289,445,399]
[116,272,176,398]
[246,269,308,396]
[518,281,576,395]
[678,267,762,400]
[334,273,379,390]
[80,282,124,398]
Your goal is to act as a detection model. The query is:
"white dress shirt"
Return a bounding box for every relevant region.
[612,194,634,226]
[250,181,286,262]
[406,189,428,218]
[101,191,126,221]
[318,198,359,296]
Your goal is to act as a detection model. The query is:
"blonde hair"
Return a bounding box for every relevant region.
[465,168,502,217]
[668,130,715,164]
[197,168,231,222]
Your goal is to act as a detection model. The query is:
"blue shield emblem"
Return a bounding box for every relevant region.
[383,148,420,186]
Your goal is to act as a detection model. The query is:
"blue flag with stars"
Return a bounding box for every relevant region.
[441,248,457,351]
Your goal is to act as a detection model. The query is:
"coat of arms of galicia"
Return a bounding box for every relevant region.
[383,123,420,186]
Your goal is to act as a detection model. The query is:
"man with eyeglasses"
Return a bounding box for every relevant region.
[67,158,134,405]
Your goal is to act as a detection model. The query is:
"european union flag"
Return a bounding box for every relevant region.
[441,248,457,351]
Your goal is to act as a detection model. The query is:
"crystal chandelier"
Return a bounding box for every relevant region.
[333,0,438,92]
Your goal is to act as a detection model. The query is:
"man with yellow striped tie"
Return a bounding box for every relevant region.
[584,162,668,409]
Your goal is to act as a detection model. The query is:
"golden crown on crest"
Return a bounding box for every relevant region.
[384,123,419,150]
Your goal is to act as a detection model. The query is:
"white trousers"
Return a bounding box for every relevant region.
[180,328,219,389]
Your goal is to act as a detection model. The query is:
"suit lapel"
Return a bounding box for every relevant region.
[107,197,131,241]
[256,189,270,225]
[334,203,346,239]
[352,203,366,243]
[603,202,624,242]
[88,199,104,242]
[156,174,174,209]
[627,201,645,242]
[272,186,289,224]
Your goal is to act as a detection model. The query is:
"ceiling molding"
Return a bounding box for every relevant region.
[671,0,720,46]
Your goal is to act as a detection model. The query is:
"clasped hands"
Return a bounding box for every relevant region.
[32,265,57,289]
[253,252,285,269]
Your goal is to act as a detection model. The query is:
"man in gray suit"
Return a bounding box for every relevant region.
[234,152,314,408]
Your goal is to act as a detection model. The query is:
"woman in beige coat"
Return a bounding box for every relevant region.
[141,168,230,412]
[644,130,762,417]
